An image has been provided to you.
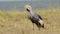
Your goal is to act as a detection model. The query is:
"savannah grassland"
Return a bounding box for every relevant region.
[0,9,60,34]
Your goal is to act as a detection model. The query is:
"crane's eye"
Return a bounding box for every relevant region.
[26,8,30,12]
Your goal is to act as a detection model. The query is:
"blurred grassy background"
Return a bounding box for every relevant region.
[0,9,60,34]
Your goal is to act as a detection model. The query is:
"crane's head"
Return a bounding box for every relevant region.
[25,5,32,12]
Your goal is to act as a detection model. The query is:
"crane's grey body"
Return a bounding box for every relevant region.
[25,5,44,29]
[28,13,41,22]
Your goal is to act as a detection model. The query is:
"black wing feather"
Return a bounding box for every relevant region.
[37,15,43,20]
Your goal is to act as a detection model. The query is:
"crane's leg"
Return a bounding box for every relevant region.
[38,23,41,30]
[33,23,34,31]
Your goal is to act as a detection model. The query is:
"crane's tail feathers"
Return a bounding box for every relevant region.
[39,19,44,28]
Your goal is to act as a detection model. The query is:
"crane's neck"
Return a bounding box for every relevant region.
[28,9,34,16]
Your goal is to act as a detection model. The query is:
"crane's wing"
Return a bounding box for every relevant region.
[37,14,43,20]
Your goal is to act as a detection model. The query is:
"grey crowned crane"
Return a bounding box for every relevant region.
[25,5,44,29]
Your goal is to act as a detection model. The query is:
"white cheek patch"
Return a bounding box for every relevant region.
[28,8,30,10]
[39,19,44,25]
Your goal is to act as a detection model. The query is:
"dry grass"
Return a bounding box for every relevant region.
[0,9,60,34]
